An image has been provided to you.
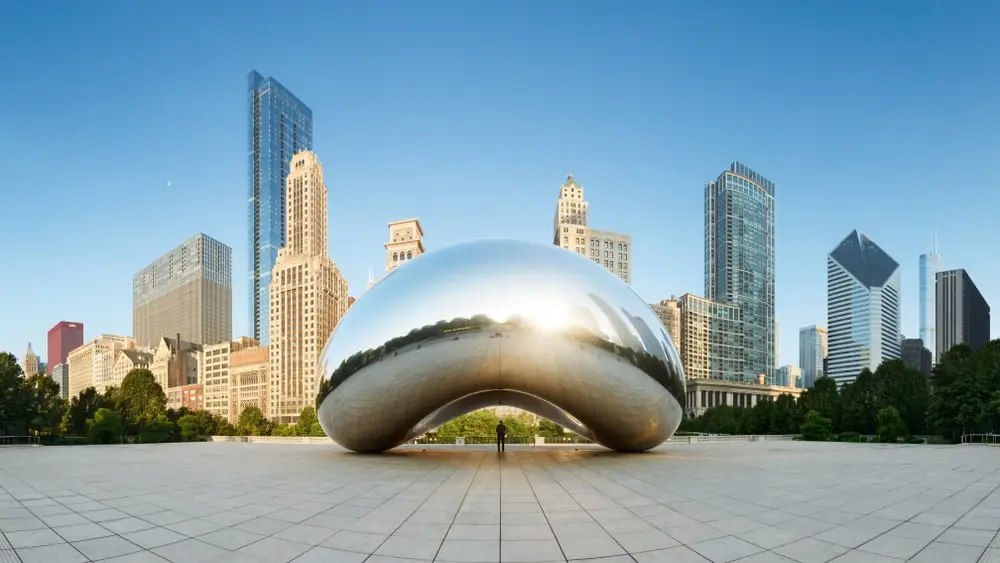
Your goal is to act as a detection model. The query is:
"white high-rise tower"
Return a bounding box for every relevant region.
[827,230,901,385]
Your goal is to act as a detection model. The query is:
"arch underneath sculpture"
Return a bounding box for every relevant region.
[406,389,595,442]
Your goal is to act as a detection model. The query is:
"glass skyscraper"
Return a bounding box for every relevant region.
[798,325,828,388]
[826,230,901,385]
[247,70,313,344]
[918,252,940,362]
[705,162,776,383]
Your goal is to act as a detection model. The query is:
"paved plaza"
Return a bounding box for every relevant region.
[2,442,1000,563]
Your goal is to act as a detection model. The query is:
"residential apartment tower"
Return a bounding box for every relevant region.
[705,162,775,383]
[247,70,313,344]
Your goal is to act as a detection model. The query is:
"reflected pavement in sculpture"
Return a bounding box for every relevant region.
[317,239,685,453]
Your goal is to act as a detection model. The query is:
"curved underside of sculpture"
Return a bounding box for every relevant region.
[316,239,686,453]
[408,389,593,442]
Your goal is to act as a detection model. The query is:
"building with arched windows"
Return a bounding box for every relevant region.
[385,219,425,273]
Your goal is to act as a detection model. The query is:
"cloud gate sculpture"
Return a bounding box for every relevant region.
[316,239,685,453]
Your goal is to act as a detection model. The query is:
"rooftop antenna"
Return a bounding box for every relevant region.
[934,230,938,255]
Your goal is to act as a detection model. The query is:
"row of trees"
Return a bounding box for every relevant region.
[431,409,567,439]
[0,352,324,444]
[681,341,1000,442]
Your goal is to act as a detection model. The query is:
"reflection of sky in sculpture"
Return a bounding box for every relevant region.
[319,239,678,384]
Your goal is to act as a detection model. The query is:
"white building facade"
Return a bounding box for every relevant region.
[827,230,901,385]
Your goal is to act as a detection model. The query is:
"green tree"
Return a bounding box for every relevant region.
[115,369,167,434]
[237,406,271,436]
[295,406,326,437]
[0,352,27,435]
[22,373,65,436]
[140,415,175,443]
[87,408,123,444]
[872,359,929,435]
[840,369,878,434]
[800,410,833,441]
[61,387,116,436]
[176,410,217,441]
[502,413,538,437]
[876,406,906,443]
[538,419,565,438]
[769,394,802,434]
[436,409,500,439]
[929,343,983,440]
[215,418,237,436]
[797,376,841,431]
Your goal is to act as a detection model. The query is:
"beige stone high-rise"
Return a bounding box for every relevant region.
[229,345,270,423]
[23,343,39,377]
[551,174,632,284]
[650,298,682,356]
[589,229,631,284]
[553,174,589,257]
[66,335,136,397]
[269,151,349,424]
[149,336,201,391]
[677,294,744,382]
[385,219,425,273]
[202,337,258,420]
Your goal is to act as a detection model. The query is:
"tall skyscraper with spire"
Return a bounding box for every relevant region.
[268,151,348,424]
[705,162,776,383]
[247,70,313,345]
[919,234,941,363]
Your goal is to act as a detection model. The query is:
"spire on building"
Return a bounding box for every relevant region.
[25,342,35,357]
[366,265,376,292]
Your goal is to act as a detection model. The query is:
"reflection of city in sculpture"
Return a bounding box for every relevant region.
[317,239,686,453]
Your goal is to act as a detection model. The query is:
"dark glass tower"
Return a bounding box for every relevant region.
[705,162,776,383]
[247,70,313,344]
[936,269,990,358]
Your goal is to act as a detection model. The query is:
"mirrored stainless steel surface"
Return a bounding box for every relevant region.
[317,239,685,453]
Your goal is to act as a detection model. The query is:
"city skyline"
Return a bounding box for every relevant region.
[4,2,1000,367]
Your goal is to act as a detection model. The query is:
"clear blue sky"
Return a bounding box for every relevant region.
[2,1,998,368]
